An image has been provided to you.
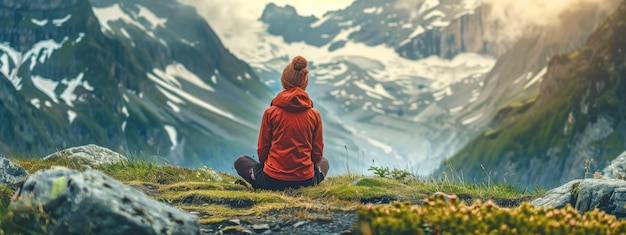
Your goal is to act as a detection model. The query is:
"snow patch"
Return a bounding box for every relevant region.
[418,0,440,15]
[136,5,167,29]
[462,113,483,125]
[423,10,446,20]
[31,75,59,103]
[67,110,77,124]
[29,37,69,70]
[60,72,87,107]
[74,33,85,45]
[311,14,331,28]
[166,101,181,113]
[164,125,178,151]
[156,86,184,104]
[93,4,157,38]
[0,37,69,91]
[122,106,129,117]
[155,63,214,92]
[524,67,548,89]
[353,81,395,99]
[148,71,254,128]
[400,26,425,46]
[449,106,464,114]
[52,14,72,27]
[31,18,48,26]
[30,99,41,109]
[363,7,383,14]
[433,86,453,101]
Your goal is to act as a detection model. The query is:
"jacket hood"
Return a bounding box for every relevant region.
[271,87,313,113]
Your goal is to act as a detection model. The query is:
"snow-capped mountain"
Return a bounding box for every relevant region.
[199,0,620,175]
[0,0,273,170]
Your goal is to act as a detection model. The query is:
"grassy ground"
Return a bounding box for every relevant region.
[0,157,543,234]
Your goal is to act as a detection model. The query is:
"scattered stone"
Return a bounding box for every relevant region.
[219,225,246,234]
[43,144,128,166]
[252,223,271,232]
[360,195,400,204]
[603,151,626,179]
[532,179,626,218]
[293,221,308,228]
[0,156,28,186]
[228,219,241,225]
[11,167,200,235]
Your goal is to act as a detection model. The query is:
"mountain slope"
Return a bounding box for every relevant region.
[0,0,272,169]
[445,0,626,188]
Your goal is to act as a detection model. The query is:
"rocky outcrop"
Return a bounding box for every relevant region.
[43,144,128,166]
[397,5,504,60]
[603,151,626,179]
[11,167,200,235]
[532,179,626,218]
[0,156,28,186]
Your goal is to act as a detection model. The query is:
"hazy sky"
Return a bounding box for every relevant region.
[482,0,616,43]
[181,0,617,45]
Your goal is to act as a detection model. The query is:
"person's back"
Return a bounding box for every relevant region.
[234,56,329,191]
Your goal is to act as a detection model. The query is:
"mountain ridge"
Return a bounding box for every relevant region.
[0,0,273,170]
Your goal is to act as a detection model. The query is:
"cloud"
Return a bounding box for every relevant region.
[481,0,617,43]
[177,0,265,38]
[177,0,355,39]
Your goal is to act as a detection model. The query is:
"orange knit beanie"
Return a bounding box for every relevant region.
[281,56,309,90]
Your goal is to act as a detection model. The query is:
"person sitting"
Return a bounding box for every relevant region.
[234,55,329,191]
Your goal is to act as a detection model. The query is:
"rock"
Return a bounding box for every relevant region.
[603,151,626,179]
[531,180,582,209]
[10,167,200,235]
[293,221,307,228]
[43,144,128,166]
[252,224,270,232]
[532,179,626,218]
[0,156,28,186]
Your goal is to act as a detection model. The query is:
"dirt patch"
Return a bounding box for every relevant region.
[199,208,357,234]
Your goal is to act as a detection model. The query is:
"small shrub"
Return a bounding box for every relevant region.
[368,166,413,180]
[356,194,626,235]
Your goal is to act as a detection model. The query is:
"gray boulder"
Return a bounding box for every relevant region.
[603,151,626,179]
[0,156,28,186]
[10,167,200,235]
[532,179,626,218]
[43,144,127,166]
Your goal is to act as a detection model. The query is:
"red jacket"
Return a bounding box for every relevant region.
[257,87,324,181]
